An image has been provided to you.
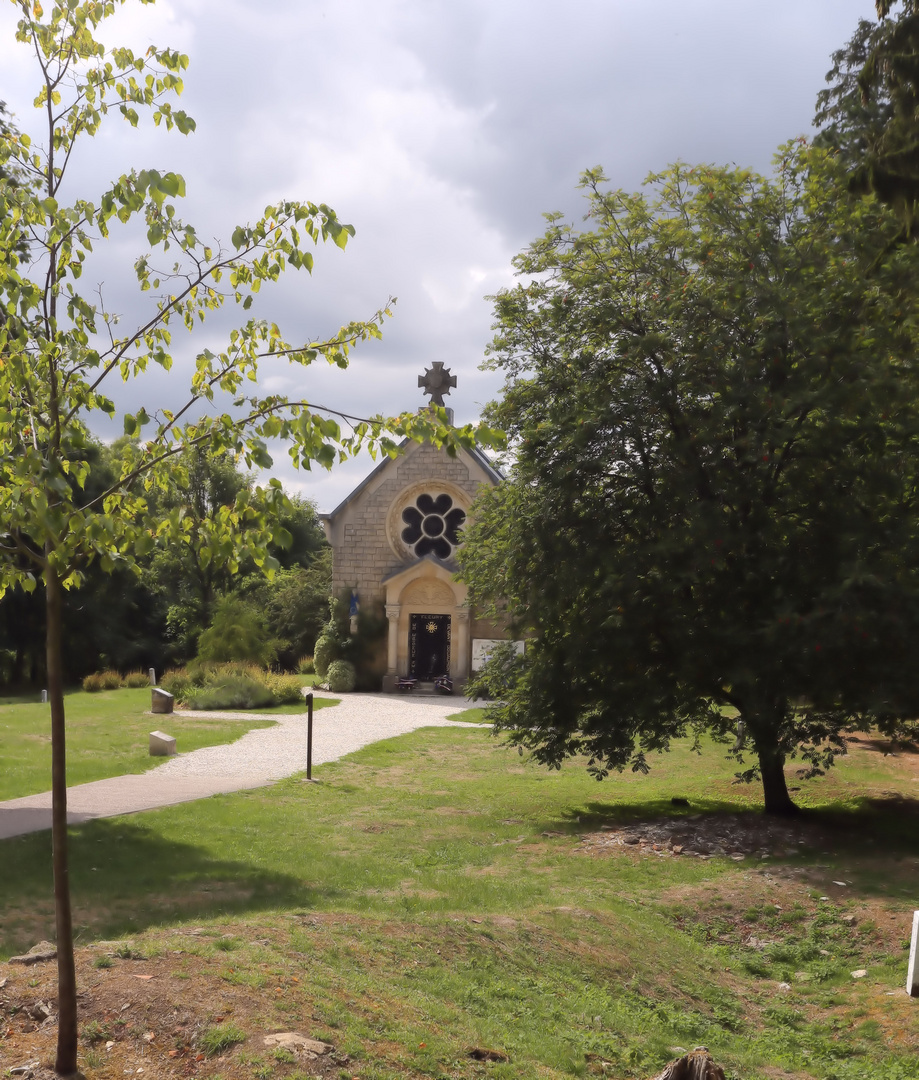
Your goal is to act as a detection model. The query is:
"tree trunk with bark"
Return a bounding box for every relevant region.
[46,566,79,1076]
[756,742,798,816]
[740,697,800,816]
[651,1048,727,1079]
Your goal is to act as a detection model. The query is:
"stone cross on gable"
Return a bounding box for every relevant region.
[418,361,457,407]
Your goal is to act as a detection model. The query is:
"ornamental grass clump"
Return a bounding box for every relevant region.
[161,662,303,710]
[183,676,275,711]
[122,670,151,688]
[159,666,198,701]
[261,671,304,705]
[82,670,123,692]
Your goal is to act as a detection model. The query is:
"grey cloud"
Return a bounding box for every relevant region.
[0,0,878,510]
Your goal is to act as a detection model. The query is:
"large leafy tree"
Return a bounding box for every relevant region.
[816,2,919,238]
[0,2,491,1073]
[241,549,333,668]
[139,445,327,660]
[460,143,919,818]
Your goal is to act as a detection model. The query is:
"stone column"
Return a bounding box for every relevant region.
[382,605,401,694]
[454,609,471,679]
[385,605,400,674]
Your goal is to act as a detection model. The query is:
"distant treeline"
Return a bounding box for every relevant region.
[0,440,330,686]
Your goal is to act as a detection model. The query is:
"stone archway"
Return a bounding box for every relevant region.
[382,558,470,689]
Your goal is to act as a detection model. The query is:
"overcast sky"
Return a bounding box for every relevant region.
[1,0,874,511]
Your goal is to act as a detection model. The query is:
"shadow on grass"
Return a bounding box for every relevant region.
[811,792,919,851]
[542,793,919,868]
[0,815,344,956]
[544,796,749,833]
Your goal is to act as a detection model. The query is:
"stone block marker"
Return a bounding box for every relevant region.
[151,687,174,714]
[149,730,177,757]
[908,910,919,998]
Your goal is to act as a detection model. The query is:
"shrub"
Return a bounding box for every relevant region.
[122,669,151,688]
[165,662,304,710]
[197,596,278,667]
[313,634,337,678]
[261,672,305,705]
[183,676,275,711]
[297,654,315,675]
[82,672,105,692]
[326,660,356,693]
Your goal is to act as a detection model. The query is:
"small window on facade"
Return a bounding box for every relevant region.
[401,492,466,559]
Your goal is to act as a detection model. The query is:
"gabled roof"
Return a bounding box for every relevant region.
[320,438,503,524]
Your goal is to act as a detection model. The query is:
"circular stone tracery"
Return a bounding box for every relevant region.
[401,493,466,559]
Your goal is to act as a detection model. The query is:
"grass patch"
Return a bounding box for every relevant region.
[198,1020,247,1056]
[0,687,291,800]
[2,723,919,1078]
[229,691,340,716]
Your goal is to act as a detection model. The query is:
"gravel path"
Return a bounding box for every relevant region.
[159,692,482,780]
[0,693,486,839]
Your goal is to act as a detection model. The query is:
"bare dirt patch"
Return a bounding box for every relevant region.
[575,736,919,863]
[577,812,818,861]
[0,937,350,1079]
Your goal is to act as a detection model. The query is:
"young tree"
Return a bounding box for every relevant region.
[460,142,919,817]
[0,2,493,1073]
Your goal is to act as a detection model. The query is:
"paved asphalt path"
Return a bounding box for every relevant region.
[0,693,485,840]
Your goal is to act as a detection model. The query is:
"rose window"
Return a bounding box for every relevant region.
[401,493,466,559]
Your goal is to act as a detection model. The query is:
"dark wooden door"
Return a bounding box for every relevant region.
[409,613,451,678]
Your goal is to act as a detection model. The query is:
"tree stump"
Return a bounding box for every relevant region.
[651,1048,727,1080]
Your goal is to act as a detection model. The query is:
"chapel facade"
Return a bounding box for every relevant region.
[320,365,508,692]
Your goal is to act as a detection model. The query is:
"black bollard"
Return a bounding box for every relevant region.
[306,691,314,781]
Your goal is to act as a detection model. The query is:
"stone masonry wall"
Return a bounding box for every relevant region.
[330,442,484,602]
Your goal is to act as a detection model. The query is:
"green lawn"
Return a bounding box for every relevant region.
[1,720,917,1079]
[0,686,337,800]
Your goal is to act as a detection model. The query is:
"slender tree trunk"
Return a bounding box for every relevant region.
[742,695,799,816]
[757,742,798,816]
[46,566,79,1076]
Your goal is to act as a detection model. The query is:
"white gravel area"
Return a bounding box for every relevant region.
[0,693,487,839]
[159,692,485,781]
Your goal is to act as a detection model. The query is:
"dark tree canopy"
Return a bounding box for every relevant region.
[460,143,919,815]
[0,442,332,683]
[817,2,919,238]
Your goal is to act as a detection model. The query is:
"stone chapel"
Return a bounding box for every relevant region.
[320,364,509,692]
